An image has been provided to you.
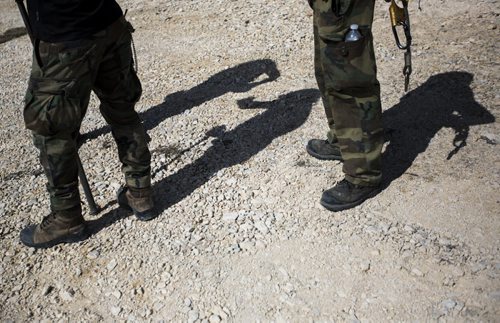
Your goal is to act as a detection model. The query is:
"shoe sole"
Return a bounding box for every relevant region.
[306,144,343,161]
[21,226,89,249]
[320,188,381,212]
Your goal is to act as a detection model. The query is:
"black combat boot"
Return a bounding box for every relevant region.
[20,206,88,248]
[117,186,157,221]
[306,139,343,161]
[320,179,380,212]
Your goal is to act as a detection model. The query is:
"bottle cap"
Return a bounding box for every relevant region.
[350,24,359,30]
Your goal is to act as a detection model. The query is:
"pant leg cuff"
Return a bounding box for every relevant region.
[345,174,381,187]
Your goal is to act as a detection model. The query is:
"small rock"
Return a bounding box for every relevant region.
[278,267,290,280]
[440,299,457,311]
[360,261,371,273]
[229,244,241,253]
[42,285,53,296]
[188,309,199,323]
[153,301,164,311]
[443,276,455,287]
[12,284,23,292]
[480,133,497,145]
[239,240,255,250]
[87,249,100,259]
[110,306,122,316]
[211,305,228,320]
[403,225,415,234]
[107,259,118,271]
[450,266,465,277]
[365,225,381,235]
[110,182,121,191]
[438,238,455,248]
[142,308,153,317]
[255,240,266,249]
[59,288,75,302]
[209,314,221,323]
[411,268,424,277]
[222,212,239,222]
[254,221,269,234]
[112,290,122,299]
[401,250,413,259]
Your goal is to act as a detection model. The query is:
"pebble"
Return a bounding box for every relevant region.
[42,285,53,296]
[440,299,457,311]
[403,225,415,234]
[59,289,75,302]
[254,221,269,235]
[211,305,228,320]
[479,133,498,145]
[12,285,23,292]
[411,268,424,277]
[222,212,239,222]
[360,261,371,273]
[87,250,100,260]
[112,291,122,299]
[107,259,118,271]
[239,240,255,250]
[209,314,221,323]
[153,301,165,311]
[110,306,122,316]
[188,309,199,323]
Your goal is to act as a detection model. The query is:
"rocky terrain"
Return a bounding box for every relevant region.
[0,0,499,321]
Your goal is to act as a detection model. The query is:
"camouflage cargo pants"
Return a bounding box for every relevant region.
[313,0,383,186]
[23,17,151,212]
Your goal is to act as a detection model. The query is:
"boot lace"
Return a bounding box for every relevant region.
[40,212,57,230]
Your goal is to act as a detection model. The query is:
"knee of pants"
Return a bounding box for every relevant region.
[24,78,84,137]
[98,70,143,126]
[99,101,142,127]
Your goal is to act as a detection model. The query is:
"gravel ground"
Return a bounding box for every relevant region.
[1,0,499,321]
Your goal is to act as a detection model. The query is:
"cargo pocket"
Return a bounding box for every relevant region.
[321,26,377,91]
[23,78,82,136]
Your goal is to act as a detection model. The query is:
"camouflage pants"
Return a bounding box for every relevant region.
[313,0,383,186]
[23,17,151,212]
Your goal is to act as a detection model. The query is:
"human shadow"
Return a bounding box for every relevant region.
[0,27,27,44]
[80,59,280,142]
[86,89,318,234]
[152,89,318,212]
[84,59,281,235]
[382,71,495,187]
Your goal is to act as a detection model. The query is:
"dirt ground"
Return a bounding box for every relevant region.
[0,0,499,321]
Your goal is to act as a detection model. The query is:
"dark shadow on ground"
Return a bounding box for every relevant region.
[0,27,27,44]
[152,89,318,212]
[87,89,318,233]
[80,59,280,142]
[382,71,495,187]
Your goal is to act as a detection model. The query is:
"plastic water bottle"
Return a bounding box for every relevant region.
[345,24,362,42]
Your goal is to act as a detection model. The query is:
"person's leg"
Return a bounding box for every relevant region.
[21,40,97,247]
[92,18,155,220]
[313,0,383,210]
[306,12,343,161]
